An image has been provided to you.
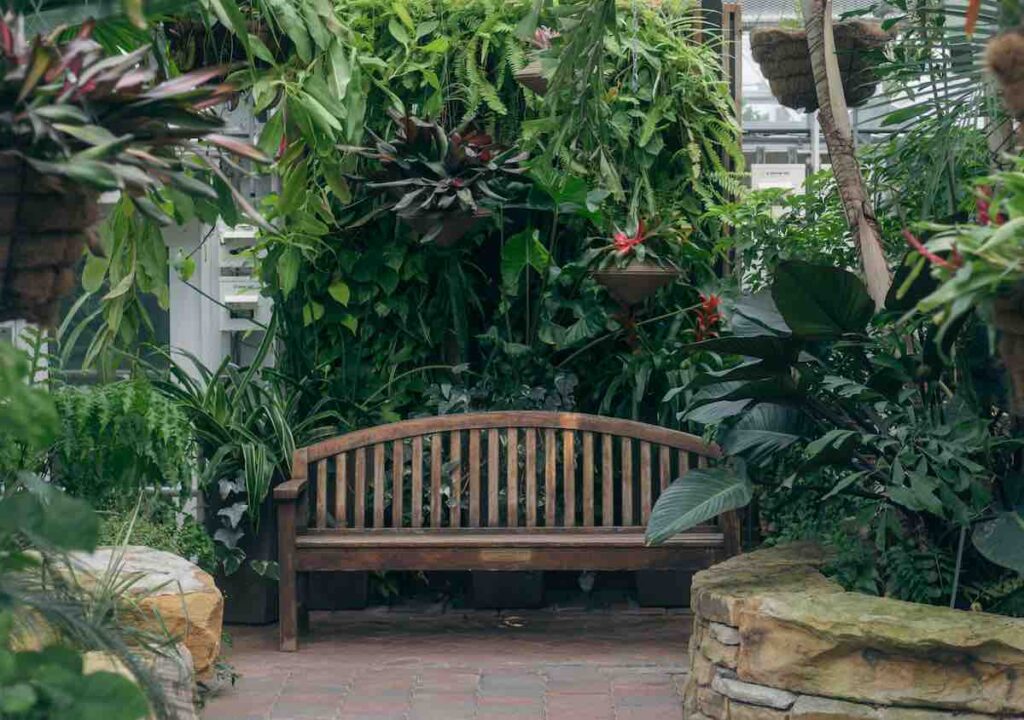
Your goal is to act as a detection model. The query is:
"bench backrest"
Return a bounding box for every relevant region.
[294,411,720,531]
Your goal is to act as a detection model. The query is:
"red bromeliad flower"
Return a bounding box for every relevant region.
[977,186,1007,227]
[612,220,648,255]
[695,293,721,342]
[902,229,963,271]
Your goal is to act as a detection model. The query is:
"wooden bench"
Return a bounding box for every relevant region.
[275,411,739,650]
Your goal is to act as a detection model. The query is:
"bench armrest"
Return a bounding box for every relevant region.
[274,477,308,501]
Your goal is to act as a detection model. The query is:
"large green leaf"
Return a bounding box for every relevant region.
[771,261,875,338]
[721,404,808,464]
[729,291,791,337]
[972,512,1024,574]
[686,335,801,364]
[646,468,752,545]
[501,229,551,294]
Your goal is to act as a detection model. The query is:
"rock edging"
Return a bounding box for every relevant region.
[684,542,1024,719]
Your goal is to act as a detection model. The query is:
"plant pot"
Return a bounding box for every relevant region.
[592,261,680,306]
[515,60,549,96]
[204,490,279,625]
[636,570,694,608]
[471,571,545,609]
[400,209,491,247]
[987,28,1024,121]
[749,20,890,112]
[993,291,1024,415]
[0,154,98,325]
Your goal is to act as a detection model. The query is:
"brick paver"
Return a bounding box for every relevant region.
[202,609,690,720]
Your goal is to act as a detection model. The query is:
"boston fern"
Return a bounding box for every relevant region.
[647,260,1021,602]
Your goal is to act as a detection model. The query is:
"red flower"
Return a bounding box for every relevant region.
[902,229,962,271]
[612,220,647,255]
[977,186,1007,226]
[695,293,721,342]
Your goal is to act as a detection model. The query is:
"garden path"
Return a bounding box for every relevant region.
[202,608,689,720]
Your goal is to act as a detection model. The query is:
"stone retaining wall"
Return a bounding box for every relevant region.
[684,543,1024,719]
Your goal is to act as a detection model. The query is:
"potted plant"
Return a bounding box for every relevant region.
[589,219,680,306]
[987,26,1024,120]
[0,13,268,325]
[749,18,890,112]
[909,160,1024,413]
[347,111,527,246]
[515,26,559,96]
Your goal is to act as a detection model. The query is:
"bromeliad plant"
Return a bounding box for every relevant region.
[347,111,528,244]
[646,260,1022,605]
[0,13,268,324]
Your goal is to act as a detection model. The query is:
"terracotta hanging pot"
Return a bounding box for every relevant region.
[749,20,890,112]
[400,208,492,247]
[0,154,99,325]
[987,27,1024,121]
[992,289,1024,415]
[515,60,549,96]
[592,260,680,306]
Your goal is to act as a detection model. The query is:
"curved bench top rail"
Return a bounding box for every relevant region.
[296,411,720,465]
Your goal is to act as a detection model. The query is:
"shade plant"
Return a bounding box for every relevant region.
[646,260,1021,607]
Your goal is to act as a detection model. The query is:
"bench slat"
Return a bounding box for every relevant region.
[354,447,366,529]
[582,431,594,527]
[621,437,633,526]
[430,433,442,529]
[507,428,518,528]
[392,441,404,528]
[334,453,347,529]
[562,430,575,527]
[316,458,327,528]
[374,444,385,529]
[602,434,613,527]
[640,441,652,524]
[678,449,689,482]
[450,431,462,528]
[297,527,723,547]
[469,429,481,527]
[525,428,537,528]
[544,429,556,527]
[411,436,423,529]
[488,429,499,527]
[659,445,670,493]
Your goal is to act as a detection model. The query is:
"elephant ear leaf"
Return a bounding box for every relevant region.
[645,467,752,545]
[772,260,875,339]
[721,403,808,465]
[972,512,1024,574]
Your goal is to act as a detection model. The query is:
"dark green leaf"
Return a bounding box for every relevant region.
[646,468,752,544]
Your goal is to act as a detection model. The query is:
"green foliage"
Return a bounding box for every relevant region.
[99,509,216,575]
[645,467,752,544]
[51,380,195,511]
[649,260,1020,606]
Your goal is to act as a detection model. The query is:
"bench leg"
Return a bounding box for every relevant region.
[280,566,298,651]
[278,495,299,651]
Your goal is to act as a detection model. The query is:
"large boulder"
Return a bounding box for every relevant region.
[738,590,1024,715]
[72,546,223,680]
[84,644,197,720]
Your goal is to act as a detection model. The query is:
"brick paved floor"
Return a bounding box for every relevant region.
[202,609,690,720]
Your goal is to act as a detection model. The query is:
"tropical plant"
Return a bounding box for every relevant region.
[646,260,1020,606]
[147,333,339,573]
[346,111,528,242]
[587,218,686,270]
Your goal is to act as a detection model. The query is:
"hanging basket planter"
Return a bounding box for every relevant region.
[400,208,492,247]
[987,27,1024,121]
[993,289,1024,415]
[592,261,680,307]
[0,155,99,325]
[749,20,890,112]
[515,60,549,96]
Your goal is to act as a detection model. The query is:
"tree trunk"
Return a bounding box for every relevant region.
[803,0,891,308]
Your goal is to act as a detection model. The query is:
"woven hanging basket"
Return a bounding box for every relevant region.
[592,261,680,307]
[0,154,99,325]
[750,20,890,113]
[993,290,1024,416]
[987,27,1024,121]
[514,59,549,96]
